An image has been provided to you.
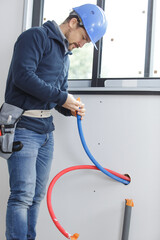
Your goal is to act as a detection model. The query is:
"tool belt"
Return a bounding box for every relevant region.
[0,103,52,160]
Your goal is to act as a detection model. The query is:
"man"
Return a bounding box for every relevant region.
[4,4,107,240]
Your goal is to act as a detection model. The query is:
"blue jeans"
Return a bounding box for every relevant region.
[6,128,54,240]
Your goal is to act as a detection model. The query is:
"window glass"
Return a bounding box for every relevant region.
[43,0,96,79]
[101,0,148,78]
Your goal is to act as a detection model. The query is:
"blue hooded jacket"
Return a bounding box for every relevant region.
[5,21,72,133]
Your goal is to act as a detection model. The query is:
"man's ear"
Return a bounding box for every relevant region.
[68,18,78,30]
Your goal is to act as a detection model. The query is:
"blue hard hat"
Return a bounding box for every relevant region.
[73,4,107,49]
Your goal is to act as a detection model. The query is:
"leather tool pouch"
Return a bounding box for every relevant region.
[0,103,24,160]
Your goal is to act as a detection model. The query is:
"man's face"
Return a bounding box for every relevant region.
[65,18,91,51]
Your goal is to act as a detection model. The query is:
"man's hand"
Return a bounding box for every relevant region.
[71,104,86,119]
[62,94,86,119]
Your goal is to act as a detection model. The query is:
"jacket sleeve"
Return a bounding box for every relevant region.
[12,28,67,106]
[55,105,72,116]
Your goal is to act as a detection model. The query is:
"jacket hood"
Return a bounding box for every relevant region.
[43,20,64,44]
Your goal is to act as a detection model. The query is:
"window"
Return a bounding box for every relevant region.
[31,0,160,91]
[101,0,148,78]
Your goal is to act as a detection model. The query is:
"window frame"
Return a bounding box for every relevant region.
[31,0,160,94]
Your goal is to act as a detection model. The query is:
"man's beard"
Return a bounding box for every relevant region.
[65,30,79,50]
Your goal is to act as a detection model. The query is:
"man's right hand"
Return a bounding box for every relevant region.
[62,94,85,118]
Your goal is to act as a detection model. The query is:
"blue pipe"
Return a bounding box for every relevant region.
[77,114,130,185]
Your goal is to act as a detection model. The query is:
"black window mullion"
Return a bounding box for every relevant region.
[91,40,103,86]
[91,0,105,87]
[144,0,154,77]
[32,0,44,27]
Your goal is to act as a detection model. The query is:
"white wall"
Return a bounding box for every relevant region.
[1,1,160,240]
[0,0,24,239]
[0,0,24,102]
